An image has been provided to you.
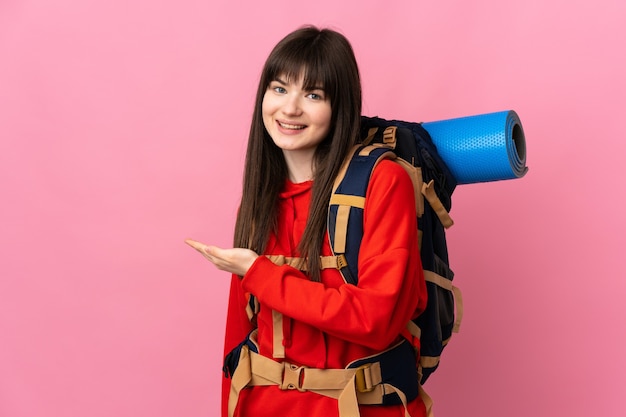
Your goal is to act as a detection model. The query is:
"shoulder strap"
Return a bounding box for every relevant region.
[328,144,396,284]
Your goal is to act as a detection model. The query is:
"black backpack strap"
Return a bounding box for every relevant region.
[328,144,395,284]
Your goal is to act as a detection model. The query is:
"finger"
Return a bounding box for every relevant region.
[205,247,242,273]
[185,239,220,264]
[205,246,236,269]
[206,245,230,260]
[184,238,208,252]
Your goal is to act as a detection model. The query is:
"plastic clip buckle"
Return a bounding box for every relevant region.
[281,363,305,392]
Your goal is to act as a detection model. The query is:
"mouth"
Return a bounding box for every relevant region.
[278,120,307,130]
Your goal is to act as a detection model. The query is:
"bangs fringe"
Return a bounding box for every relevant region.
[265,46,336,98]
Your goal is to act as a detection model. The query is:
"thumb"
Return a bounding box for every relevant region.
[204,245,223,257]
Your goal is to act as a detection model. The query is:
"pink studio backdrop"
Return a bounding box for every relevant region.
[1,1,625,416]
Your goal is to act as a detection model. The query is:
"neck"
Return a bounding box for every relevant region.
[283,149,315,183]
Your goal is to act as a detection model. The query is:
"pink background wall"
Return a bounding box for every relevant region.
[2,0,625,416]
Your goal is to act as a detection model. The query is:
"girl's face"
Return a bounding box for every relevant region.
[262,74,332,158]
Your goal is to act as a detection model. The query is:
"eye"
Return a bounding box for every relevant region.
[272,86,287,94]
[307,92,325,101]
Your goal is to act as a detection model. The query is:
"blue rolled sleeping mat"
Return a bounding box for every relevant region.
[421,110,528,184]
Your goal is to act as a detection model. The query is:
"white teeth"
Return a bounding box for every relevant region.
[279,121,306,130]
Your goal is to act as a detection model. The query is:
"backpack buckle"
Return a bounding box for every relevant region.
[354,363,375,393]
[336,254,348,270]
[280,363,306,392]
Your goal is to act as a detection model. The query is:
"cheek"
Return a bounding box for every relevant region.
[261,94,273,127]
[317,106,332,132]
[261,93,270,116]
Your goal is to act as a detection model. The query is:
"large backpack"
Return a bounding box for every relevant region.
[328,115,463,384]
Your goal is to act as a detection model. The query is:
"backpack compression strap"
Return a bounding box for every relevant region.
[328,144,396,284]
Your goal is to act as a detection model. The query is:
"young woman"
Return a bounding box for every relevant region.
[191,26,428,417]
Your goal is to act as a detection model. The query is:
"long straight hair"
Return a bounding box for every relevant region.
[234,26,362,281]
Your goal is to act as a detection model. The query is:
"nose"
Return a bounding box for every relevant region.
[282,94,303,116]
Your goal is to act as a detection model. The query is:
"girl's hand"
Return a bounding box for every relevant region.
[185,239,259,277]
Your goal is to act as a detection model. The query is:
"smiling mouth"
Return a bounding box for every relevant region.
[278,121,306,130]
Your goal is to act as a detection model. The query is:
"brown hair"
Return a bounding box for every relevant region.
[234,26,362,281]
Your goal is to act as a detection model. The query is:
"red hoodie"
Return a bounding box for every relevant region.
[221,159,427,417]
